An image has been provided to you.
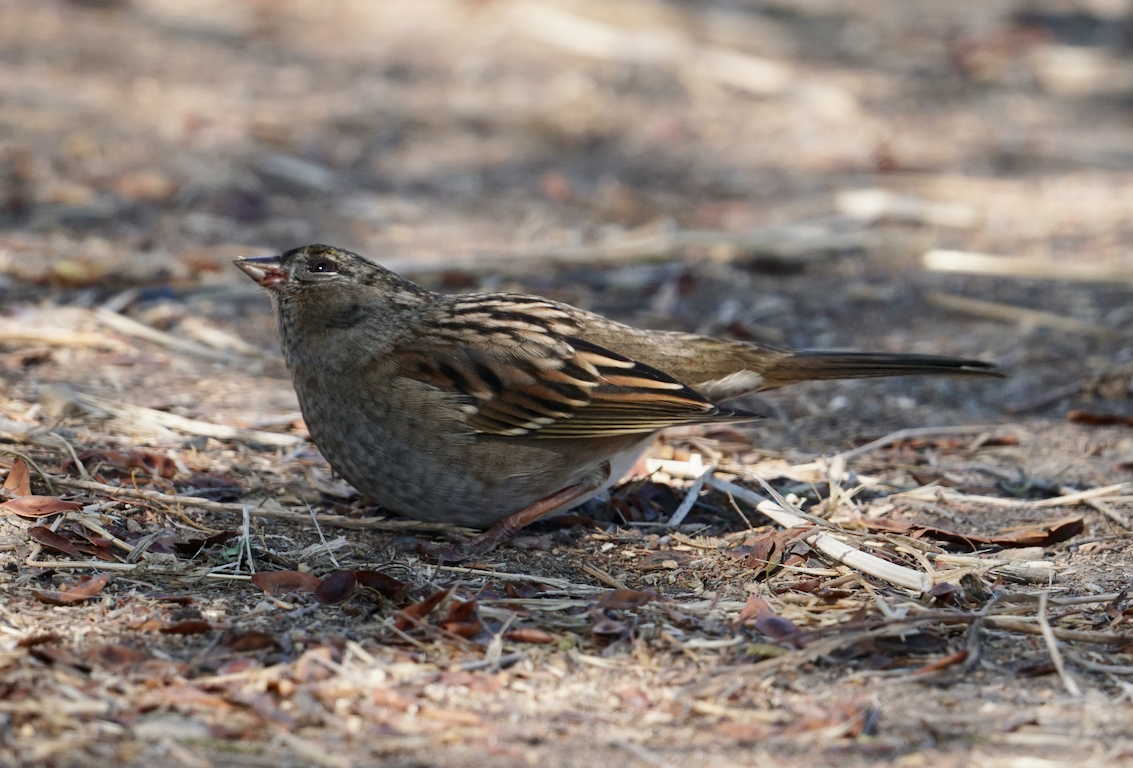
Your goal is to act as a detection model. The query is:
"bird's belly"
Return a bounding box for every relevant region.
[296,381,649,527]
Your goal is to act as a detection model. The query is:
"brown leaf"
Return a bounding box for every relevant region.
[736,595,768,625]
[28,526,82,558]
[910,649,968,674]
[755,612,801,644]
[864,515,1084,549]
[1068,410,1133,427]
[33,590,85,606]
[29,645,90,670]
[4,459,30,496]
[250,570,320,596]
[441,600,483,637]
[0,496,83,518]
[589,608,628,638]
[69,573,112,597]
[89,643,145,669]
[16,633,61,648]
[598,588,659,611]
[394,589,449,631]
[354,570,409,600]
[160,620,213,635]
[294,646,336,683]
[718,722,776,743]
[77,449,179,478]
[223,631,279,652]
[34,573,112,605]
[175,530,238,557]
[314,570,357,605]
[73,538,118,561]
[774,578,822,594]
[504,628,555,644]
[988,516,1085,547]
[738,595,802,645]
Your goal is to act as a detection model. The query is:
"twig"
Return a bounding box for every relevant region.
[1066,655,1133,675]
[927,292,1124,341]
[177,316,269,358]
[68,390,305,447]
[924,249,1133,285]
[667,465,714,526]
[307,503,340,567]
[1005,382,1084,415]
[431,565,596,593]
[94,307,243,365]
[274,730,352,768]
[983,618,1129,645]
[582,563,628,590]
[1038,591,1082,696]
[833,425,1004,463]
[240,505,255,575]
[838,190,976,228]
[24,559,137,570]
[897,482,1128,510]
[0,323,131,350]
[49,476,471,533]
[49,432,89,480]
[706,475,931,593]
[1083,496,1131,530]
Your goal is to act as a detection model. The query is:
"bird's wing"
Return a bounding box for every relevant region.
[392,295,758,438]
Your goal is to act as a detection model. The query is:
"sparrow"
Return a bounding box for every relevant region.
[236,245,1001,545]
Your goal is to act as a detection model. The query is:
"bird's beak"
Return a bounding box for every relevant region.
[235,255,286,288]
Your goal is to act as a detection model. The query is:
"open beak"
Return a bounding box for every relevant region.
[235,255,286,288]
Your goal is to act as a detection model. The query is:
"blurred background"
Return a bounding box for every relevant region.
[3,0,1133,460]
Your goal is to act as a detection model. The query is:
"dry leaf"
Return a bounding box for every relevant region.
[28,526,82,557]
[394,589,449,631]
[1068,410,1133,427]
[598,588,659,611]
[224,631,279,652]
[75,448,179,478]
[589,607,628,638]
[89,643,145,669]
[160,620,214,635]
[505,628,555,644]
[440,600,483,637]
[33,573,110,605]
[4,459,30,496]
[250,570,320,596]
[354,570,409,600]
[0,496,83,518]
[865,515,1084,549]
[175,530,237,558]
[314,570,356,605]
[16,633,62,648]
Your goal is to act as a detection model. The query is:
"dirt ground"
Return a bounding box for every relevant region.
[3,0,1133,765]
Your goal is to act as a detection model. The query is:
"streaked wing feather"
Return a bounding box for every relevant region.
[392,296,759,438]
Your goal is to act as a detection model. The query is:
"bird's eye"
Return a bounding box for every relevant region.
[308,257,337,274]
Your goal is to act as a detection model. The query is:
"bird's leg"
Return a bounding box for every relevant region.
[464,461,613,556]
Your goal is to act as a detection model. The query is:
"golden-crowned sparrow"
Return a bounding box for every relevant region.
[236,245,1001,540]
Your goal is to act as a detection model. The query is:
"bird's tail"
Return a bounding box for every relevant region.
[757,351,1003,390]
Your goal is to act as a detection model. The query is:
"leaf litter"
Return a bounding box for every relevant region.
[4,1,1133,764]
[2,401,1132,767]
